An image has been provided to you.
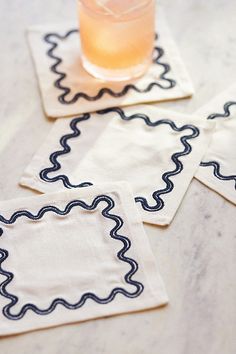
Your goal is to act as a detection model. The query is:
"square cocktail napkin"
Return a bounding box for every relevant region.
[71,106,212,225]
[195,85,236,204]
[0,183,167,335]
[28,11,194,118]
[21,105,212,225]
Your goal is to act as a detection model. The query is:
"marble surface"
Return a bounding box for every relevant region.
[0,0,236,353]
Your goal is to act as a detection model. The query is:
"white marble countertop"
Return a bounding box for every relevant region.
[0,0,235,353]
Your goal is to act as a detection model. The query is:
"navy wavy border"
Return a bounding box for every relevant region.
[44,30,176,105]
[98,108,199,211]
[200,161,236,188]
[39,112,92,189]
[207,101,236,120]
[200,101,236,186]
[39,107,200,213]
[0,195,143,320]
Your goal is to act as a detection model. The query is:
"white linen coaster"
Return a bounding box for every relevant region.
[194,85,236,205]
[20,105,212,225]
[28,10,194,118]
[0,183,168,336]
[70,106,212,225]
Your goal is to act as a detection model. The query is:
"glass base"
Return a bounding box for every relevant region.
[81,54,151,82]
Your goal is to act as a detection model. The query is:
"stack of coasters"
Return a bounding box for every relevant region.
[194,85,236,205]
[20,105,212,225]
[28,10,194,117]
[0,183,168,335]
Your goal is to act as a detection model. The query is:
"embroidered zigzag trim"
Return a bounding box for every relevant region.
[0,195,144,320]
[200,101,236,185]
[44,30,176,105]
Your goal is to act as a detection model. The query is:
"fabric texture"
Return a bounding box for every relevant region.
[20,105,212,225]
[0,183,168,336]
[27,10,194,118]
[70,106,213,225]
[20,111,112,193]
[194,85,236,205]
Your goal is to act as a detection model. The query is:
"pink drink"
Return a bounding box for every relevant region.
[78,0,155,81]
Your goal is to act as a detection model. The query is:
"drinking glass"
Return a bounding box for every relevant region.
[78,0,156,81]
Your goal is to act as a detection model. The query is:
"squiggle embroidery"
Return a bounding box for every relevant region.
[0,195,144,320]
[200,101,236,186]
[39,107,200,213]
[99,108,199,211]
[44,30,176,105]
[207,101,236,120]
[200,161,236,188]
[39,113,92,188]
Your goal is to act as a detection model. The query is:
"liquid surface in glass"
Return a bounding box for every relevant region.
[78,0,155,80]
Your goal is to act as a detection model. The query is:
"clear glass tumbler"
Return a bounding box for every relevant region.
[78,0,156,81]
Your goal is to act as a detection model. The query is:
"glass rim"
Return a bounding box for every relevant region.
[78,0,155,18]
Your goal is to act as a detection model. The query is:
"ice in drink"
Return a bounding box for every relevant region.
[78,0,155,81]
